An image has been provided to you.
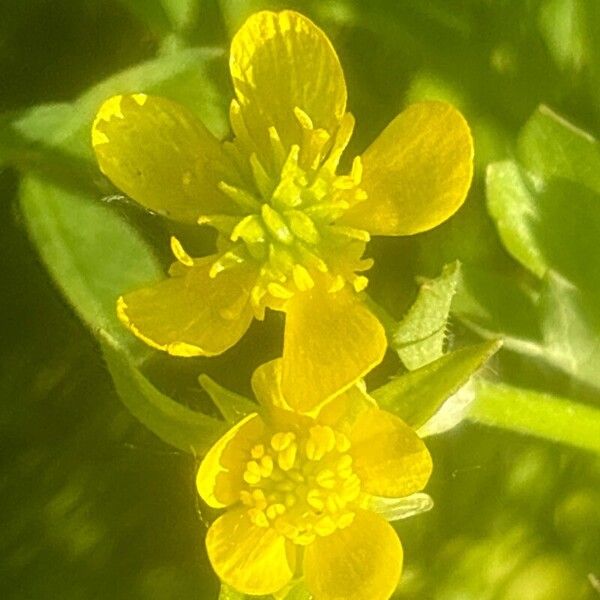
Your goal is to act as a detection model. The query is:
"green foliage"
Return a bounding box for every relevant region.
[2,0,600,598]
[391,261,460,370]
[198,375,258,424]
[485,105,600,392]
[469,381,600,455]
[373,340,501,429]
[103,339,226,455]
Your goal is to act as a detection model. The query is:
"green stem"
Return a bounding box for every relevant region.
[468,380,600,454]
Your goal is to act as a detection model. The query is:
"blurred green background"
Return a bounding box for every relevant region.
[1,1,599,598]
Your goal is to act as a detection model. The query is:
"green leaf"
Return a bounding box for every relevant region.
[392,261,460,370]
[115,0,173,35]
[198,374,258,425]
[486,161,548,278]
[485,107,600,391]
[538,272,600,390]
[372,340,501,429]
[103,339,226,454]
[517,104,600,194]
[20,176,163,357]
[468,380,600,455]
[538,0,589,72]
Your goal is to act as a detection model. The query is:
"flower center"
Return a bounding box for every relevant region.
[192,103,371,318]
[239,425,361,545]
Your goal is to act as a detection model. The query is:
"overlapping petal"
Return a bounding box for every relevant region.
[92,94,237,223]
[303,509,403,600]
[196,413,265,508]
[350,408,433,497]
[281,284,387,412]
[230,10,347,156]
[206,508,296,595]
[341,101,474,236]
[117,257,256,357]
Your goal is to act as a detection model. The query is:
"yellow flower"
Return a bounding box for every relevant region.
[196,360,433,599]
[91,10,473,411]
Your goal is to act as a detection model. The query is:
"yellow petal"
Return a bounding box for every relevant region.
[230,10,346,154]
[206,508,296,595]
[251,358,287,410]
[350,408,433,497]
[197,413,265,508]
[281,285,386,412]
[304,509,402,600]
[316,383,376,434]
[341,101,474,236]
[92,94,236,223]
[117,256,256,357]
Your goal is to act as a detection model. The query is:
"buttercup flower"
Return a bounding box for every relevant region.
[92,10,473,410]
[196,360,433,599]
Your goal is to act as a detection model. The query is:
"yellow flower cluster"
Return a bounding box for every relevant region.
[91,9,473,599]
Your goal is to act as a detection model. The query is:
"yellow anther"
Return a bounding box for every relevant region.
[251,489,267,507]
[314,516,337,537]
[243,471,261,485]
[240,490,253,505]
[271,432,295,452]
[327,275,345,293]
[230,214,266,244]
[278,442,298,471]
[246,461,261,476]
[250,444,265,459]
[248,508,269,528]
[351,155,363,183]
[261,203,294,245]
[250,153,274,200]
[292,264,315,291]
[307,489,325,511]
[352,275,369,293]
[336,454,353,478]
[316,469,336,489]
[131,93,148,106]
[266,503,286,520]
[293,106,314,130]
[170,236,194,267]
[284,493,297,508]
[218,180,261,212]
[259,455,274,478]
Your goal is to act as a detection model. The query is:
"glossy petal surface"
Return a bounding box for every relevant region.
[206,508,296,595]
[342,101,474,236]
[304,509,402,600]
[350,408,433,497]
[281,286,386,412]
[93,94,236,223]
[117,257,256,357]
[230,10,346,152]
[197,413,265,508]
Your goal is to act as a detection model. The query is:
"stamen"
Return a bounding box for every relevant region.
[286,210,320,245]
[218,180,261,212]
[170,236,194,267]
[250,153,274,199]
[261,204,294,245]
